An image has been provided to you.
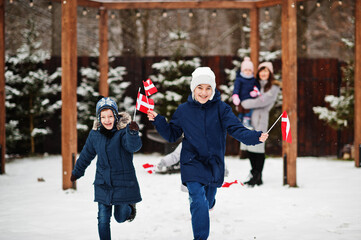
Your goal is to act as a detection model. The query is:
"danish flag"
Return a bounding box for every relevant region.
[143,78,158,96]
[142,163,155,174]
[136,92,154,114]
[281,111,292,143]
[222,180,244,188]
[250,86,261,97]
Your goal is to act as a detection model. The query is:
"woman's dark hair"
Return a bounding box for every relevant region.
[256,66,274,92]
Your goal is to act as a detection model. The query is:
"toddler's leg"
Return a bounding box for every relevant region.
[98,203,112,240]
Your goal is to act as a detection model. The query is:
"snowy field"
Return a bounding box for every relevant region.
[0,154,360,240]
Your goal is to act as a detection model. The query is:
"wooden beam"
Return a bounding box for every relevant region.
[281,0,297,187]
[250,6,259,69]
[0,0,5,174]
[99,9,109,97]
[355,0,361,167]
[62,0,78,190]
[101,1,256,10]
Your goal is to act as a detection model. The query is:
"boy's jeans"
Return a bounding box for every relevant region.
[187,182,217,240]
[97,203,132,240]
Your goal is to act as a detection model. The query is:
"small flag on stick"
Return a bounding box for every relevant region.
[142,163,156,174]
[143,78,158,96]
[136,92,154,114]
[281,111,292,143]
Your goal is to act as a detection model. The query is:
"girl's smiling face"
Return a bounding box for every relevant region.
[194,84,213,104]
[100,109,115,130]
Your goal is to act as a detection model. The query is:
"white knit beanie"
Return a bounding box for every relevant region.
[190,67,216,100]
[241,56,254,72]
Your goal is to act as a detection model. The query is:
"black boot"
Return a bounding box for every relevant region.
[244,170,261,187]
[127,204,137,222]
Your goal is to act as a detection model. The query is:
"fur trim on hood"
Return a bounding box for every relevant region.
[272,80,282,88]
[93,111,132,130]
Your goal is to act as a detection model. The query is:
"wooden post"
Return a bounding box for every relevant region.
[250,6,259,69]
[281,0,297,187]
[99,8,109,97]
[0,0,5,174]
[61,0,78,190]
[355,0,361,167]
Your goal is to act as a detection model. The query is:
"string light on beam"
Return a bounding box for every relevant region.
[82,7,88,16]
[188,10,193,18]
[338,0,343,5]
[162,9,168,18]
[212,9,217,17]
[264,8,269,16]
[48,2,52,10]
[29,0,34,7]
[111,11,116,19]
[242,11,247,19]
[96,10,100,19]
[136,9,141,18]
[299,2,304,10]
[9,0,14,4]
[316,0,321,7]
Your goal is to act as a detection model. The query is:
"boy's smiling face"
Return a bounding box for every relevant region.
[100,109,115,130]
[194,84,213,104]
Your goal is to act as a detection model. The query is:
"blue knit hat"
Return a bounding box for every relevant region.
[96,97,119,122]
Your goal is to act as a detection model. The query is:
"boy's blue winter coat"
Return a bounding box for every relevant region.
[233,70,259,101]
[153,90,262,187]
[72,113,142,205]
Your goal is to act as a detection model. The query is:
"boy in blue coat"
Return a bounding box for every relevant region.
[71,97,142,240]
[147,67,268,240]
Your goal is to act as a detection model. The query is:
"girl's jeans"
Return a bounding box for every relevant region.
[187,182,217,240]
[97,203,132,240]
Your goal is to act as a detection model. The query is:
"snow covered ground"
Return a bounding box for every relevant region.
[0,154,360,240]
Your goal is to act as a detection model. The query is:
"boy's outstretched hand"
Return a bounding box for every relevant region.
[147,110,158,121]
[259,133,269,142]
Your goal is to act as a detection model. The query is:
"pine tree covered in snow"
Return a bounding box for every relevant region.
[149,30,201,120]
[313,38,354,130]
[5,20,61,155]
[150,57,201,120]
[77,62,132,137]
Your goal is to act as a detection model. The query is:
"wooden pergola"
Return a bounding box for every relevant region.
[0,0,360,190]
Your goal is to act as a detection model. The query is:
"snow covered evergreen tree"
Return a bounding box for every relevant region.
[77,62,132,138]
[5,20,61,155]
[150,30,201,120]
[313,38,354,130]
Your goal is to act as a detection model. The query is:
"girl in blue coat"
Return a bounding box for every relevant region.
[71,97,142,240]
[147,67,268,240]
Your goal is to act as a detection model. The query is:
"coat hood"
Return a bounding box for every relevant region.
[93,111,132,130]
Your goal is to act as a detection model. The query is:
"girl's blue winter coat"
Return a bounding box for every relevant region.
[152,90,262,187]
[72,112,142,205]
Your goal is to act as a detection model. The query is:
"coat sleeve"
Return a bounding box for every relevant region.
[152,111,183,143]
[232,70,242,96]
[121,126,142,153]
[220,102,262,145]
[241,85,280,109]
[72,131,97,179]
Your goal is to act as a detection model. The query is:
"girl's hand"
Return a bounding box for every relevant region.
[147,110,158,121]
[259,133,269,142]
